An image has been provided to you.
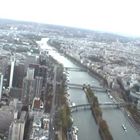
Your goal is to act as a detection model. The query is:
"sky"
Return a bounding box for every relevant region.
[0,0,140,36]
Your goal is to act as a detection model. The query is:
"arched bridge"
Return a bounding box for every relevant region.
[67,83,106,92]
[70,102,129,112]
[64,67,86,72]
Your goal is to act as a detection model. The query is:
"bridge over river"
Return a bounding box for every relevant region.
[67,83,106,92]
[64,67,87,72]
[70,102,129,112]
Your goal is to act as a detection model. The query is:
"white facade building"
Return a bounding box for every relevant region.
[9,56,15,90]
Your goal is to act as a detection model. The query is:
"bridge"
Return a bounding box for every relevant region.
[67,83,106,92]
[64,67,86,72]
[70,102,128,112]
[70,104,91,112]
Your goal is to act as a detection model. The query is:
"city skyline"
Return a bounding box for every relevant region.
[0,0,140,37]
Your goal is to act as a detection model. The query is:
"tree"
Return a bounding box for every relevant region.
[99,119,113,140]
[94,106,102,117]
[93,96,99,107]
[59,105,72,133]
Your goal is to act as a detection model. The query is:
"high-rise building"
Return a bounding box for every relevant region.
[22,67,35,105]
[9,56,15,90]
[35,76,43,97]
[5,63,25,89]
[0,73,3,100]
[29,64,47,86]
[12,64,25,88]
[22,78,35,105]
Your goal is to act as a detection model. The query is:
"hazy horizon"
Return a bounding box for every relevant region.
[0,0,140,37]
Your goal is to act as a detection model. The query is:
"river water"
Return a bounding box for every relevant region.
[39,38,140,140]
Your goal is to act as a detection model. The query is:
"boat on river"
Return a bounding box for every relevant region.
[72,134,78,140]
[122,124,127,131]
[72,126,78,140]
[72,126,78,134]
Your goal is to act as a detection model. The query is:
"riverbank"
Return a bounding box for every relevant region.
[56,66,72,140]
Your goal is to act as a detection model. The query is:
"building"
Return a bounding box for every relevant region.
[8,120,24,140]
[8,111,27,140]
[0,73,3,100]
[27,67,34,80]
[22,68,35,105]
[29,64,47,86]
[0,109,14,138]
[39,52,47,65]
[35,76,43,97]
[22,78,35,105]
[9,55,15,90]
[30,112,49,140]
[7,63,25,99]
[12,64,25,88]
[4,62,25,89]
[24,55,37,70]
[32,97,44,110]
[130,91,140,102]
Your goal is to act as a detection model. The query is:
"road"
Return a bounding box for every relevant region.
[49,65,57,140]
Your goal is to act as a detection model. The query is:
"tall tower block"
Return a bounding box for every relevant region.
[9,55,15,90]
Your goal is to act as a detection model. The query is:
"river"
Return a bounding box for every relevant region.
[39,38,140,140]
